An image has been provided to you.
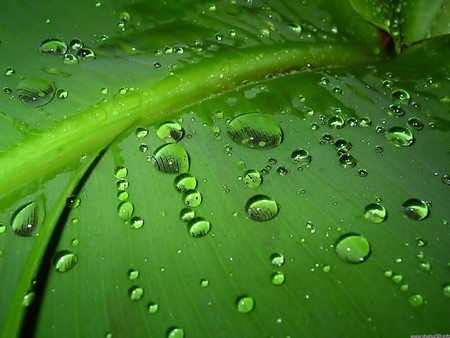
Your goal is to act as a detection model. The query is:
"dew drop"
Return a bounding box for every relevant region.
[180,208,196,222]
[151,144,189,174]
[148,302,159,314]
[291,149,311,166]
[114,166,128,179]
[328,115,345,129]
[416,237,427,247]
[130,216,144,229]
[391,89,411,104]
[187,217,211,237]
[245,195,279,221]
[401,198,429,220]
[174,174,197,193]
[338,154,357,168]
[442,174,450,186]
[11,201,44,237]
[39,38,68,55]
[128,268,139,280]
[236,296,255,313]
[183,189,202,207]
[66,195,81,209]
[408,294,423,307]
[157,121,184,143]
[17,77,56,108]
[129,286,144,301]
[200,278,209,287]
[359,117,372,127]
[271,253,285,267]
[69,38,84,51]
[271,271,285,285]
[288,23,302,34]
[5,67,15,76]
[0,224,6,234]
[63,54,79,65]
[388,104,405,117]
[443,284,450,297]
[118,201,134,220]
[407,117,424,130]
[227,113,283,149]
[23,291,35,307]
[364,203,387,223]
[56,88,68,99]
[135,126,148,139]
[243,169,262,188]
[53,250,78,272]
[77,48,96,59]
[167,327,184,338]
[358,169,368,177]
[116,178,129,191]
[386,126,414,147]
[334,138,352,152]
[335,233,371,264]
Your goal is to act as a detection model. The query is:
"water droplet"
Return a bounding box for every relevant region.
[151,144,189,174]
[416,237,427,247]
[388,104,405,117]
[271,253,285,267]
[77,48,96,59]
[335,233,371,264]
[157,121,184,143]
[338,154,357,168]
[69,38,84,51]
[187,217,211,237]
[328,115,345,129]
[271,271,285,285]
[276,166,289,175]
[407,117,424,130]
[443,284,450,297]
[167,327,184,338]
[236,296,255,313]
[442,174,450,186]
[17,77,56,108]
[0,224,6,234]
[180,208,195,222]
[53,250,78,272]
[401,198,429,220]
[408,294,423,307]
[391,89,411,104]
[364,203,387,223]
[321,133,334,144]
[227,113,283,149]
[200,279,209,287]
[245,195,279,221]
[129,286,144,301]
[71,238,79,247]
[135,127,148,139]
[130,216,144,229]
[128,269,139,280]
[118,201,134,220]
[359,117,372,127]
[183,190,202,207]
[291,149,311,166]
[174,174,197,193]
[391,274,403,284]
[358,169,368,177]
[11,201,44,236]
[23,291,35,307]
[288,23,302,34]
[5,67,15,76]
[116,178,129,191]
[243,169,262,188]
[63,54,79,65]
[334,139,352,152]
[419,260,431,272]
[114,166,128,179]
[66,195,81,209]
[148,302,159,313]
[386,126,414,147]
[39,38,68,55]
[332,86,343,94]
[382,79,393,89]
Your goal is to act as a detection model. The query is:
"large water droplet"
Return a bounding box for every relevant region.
[271,271,285,285]
[183,189,202,207]
[227,113,282,149]
[118,201,134,220]
[180,208,195,222]
[401,198,429,220]
[408,294,423,307]
[114,166,128,179]
[11,200,44,236]
[152,144,189,174]
[174,174,197,193]
[328,115,345,129]
[157,121,184,143]
[17,77,56,108]
[39,38,68,55]
[66,195,81,209]
[245,195,279,221]
[335,233,371,264]
[187,217,211,237]
[236,296,255,313]
[386,126,414,147]
[291,149,311,166]
[338,154,357,168]
[364,203,387,223]
[243,169,262,188]
[407,117,424,130]
[391,89,411,105]
[53,250,78,272]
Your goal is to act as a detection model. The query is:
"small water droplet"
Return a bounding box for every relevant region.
[148,302,159,313]
[408,294,423,307]
[291,149,311,166]
[152,144,189,174]
[63,54,79,65]
[183,189,202,207]
[174,174,197,193]
[180,208,195,222]
[77,48,96,60]
[407,117,424,130]
[442,174,450,186]
[135,126,148,139]
[386,126,414,147]
[401,198,429,220]
[271,253,285,267]
[0,224,6,234]
[271,271,285,285]
[388,104,405,117]
[245,195,279,221]
[157,121,184,143]
[11,201,44,237]
[416,237,427,247]
[334,138,352,152]
[419,260,431,272]
[443,284,450,297]
[338,154,357,168]
[391,274,403,284]
[118,201,134,220]
[69,38,84,51]
[200,279,209,287]
[382,79,393,89]
[364,203,387,223]
[129,286,144,301]
[167,327,184,338]
[66,195,81,209]
[332,86,343,94]
[53,250,78,272]
[243,169,262,188]
[328,115,345,129]
[227,113,283,149]
[236,296,255,313]
[23,291,35,307]
[359,117,372,127]
[335,233,371,264]
[39,38,68,55]
[114,166,128,179]
[116,178,129,191]
[358,169,368,177]
[187,217,211,237]
[5,67,15,76]
[391,89,411,105]
[17,77,56,108]
[288,23,302,34]
[130,216,144,229]
[128,269,139,280]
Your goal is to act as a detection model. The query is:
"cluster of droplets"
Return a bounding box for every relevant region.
[39,37,96,65]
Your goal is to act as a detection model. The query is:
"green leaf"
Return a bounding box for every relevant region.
[0,1,449,338]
